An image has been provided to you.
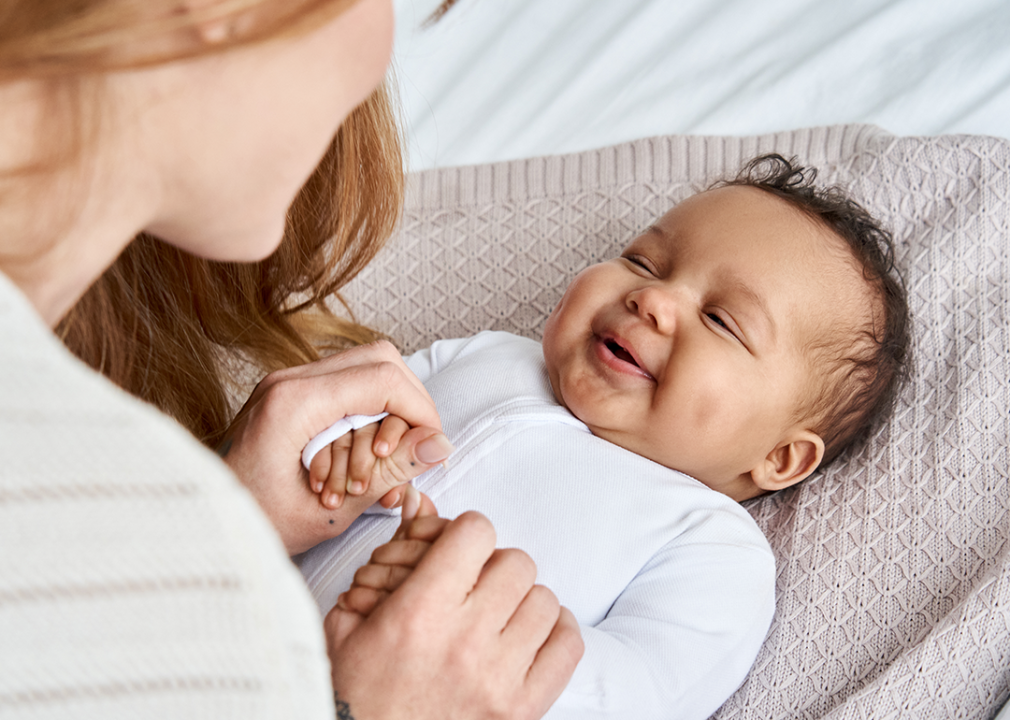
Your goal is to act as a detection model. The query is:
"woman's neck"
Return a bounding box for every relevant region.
[0,171,156,327]
[0,81,158,327]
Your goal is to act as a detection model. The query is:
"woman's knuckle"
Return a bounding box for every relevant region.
[370,339,398,356]
[259,368,283,386]
[493,547,534,583]
[373,359,401,386]
[257,383,292,422]
[397,605,430,645]
[562,623,586,664]
[527,584,560,617]
[260,371,305,406]
[517,552,540,586]
[453,510,496,546]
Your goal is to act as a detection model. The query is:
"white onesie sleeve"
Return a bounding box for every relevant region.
[549,540,775,720]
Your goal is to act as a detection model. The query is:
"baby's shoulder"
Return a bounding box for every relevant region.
[421,331,550,404]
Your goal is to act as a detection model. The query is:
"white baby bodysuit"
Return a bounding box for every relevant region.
[299,331,775,720]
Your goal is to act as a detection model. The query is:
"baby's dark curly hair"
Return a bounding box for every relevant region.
[714,154,911,468]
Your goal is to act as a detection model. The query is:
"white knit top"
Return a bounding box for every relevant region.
[0,270,332,719]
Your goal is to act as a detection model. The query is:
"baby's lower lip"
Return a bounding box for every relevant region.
[593,336,653,380]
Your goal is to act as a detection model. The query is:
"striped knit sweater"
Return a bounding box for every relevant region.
[0,270,332,719]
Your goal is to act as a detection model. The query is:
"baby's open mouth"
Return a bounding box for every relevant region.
[605,339,639,367]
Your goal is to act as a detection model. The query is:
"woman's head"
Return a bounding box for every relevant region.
[2,0,406,446]
[0,1,379,77]
[144,0,395,263]
[2,0,395,263]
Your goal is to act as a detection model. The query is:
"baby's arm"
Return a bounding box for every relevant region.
[557,540,775,720]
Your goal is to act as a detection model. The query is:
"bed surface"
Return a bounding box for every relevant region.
[392,0,1010,170]
[341,124,1010,720]
[366,3,1010,718]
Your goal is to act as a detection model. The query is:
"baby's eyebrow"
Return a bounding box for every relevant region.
[724,275,777,346]
[645,224,667,240]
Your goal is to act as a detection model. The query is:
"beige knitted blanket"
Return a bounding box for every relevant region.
[338,124,1010,719]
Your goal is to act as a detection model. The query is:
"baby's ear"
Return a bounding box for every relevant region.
[750,431,825,493]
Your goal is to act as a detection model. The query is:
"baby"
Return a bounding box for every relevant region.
[298,155,910,720]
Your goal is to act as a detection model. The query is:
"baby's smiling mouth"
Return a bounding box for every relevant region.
[605,339,639,367]
[598,335,655,381]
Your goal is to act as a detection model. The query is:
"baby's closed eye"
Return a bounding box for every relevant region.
[622,254,656,275]
[704,311,743,343]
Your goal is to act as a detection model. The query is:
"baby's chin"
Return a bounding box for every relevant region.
[545,367,572,415]
[540,345,568,408]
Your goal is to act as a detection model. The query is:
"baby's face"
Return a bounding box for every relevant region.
[542,185,872,500]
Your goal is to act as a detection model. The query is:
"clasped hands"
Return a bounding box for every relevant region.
[222,340,583,720]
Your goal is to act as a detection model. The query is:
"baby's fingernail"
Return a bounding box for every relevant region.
[415,434,455,464]
[374,441,390,457]
[347,480,365,495]
[325,492,338,508]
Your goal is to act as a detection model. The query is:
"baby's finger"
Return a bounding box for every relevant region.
[380,483,432,512]
[353,562,412,592]
[329,433,451,532]
[370,538,434,568]
[307,444,331,494]
[321,434,353,509]
[392,489,441,540]
[372,415,410,458]
[377,486,405,509]
[405,514,451,543]
[338,586,390,616]
[347,423,381,497]
[323,602,366,650]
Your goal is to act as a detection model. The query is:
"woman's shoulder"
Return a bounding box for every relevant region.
[0,271,333,718]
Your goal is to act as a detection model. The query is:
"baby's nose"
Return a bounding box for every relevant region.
[627,286,677,334]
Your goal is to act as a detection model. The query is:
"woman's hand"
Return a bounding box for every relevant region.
[325,508,585,720]
[222,340,453,555]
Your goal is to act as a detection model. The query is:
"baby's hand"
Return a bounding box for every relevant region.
[337,486,448,617]
[308,415,441,510]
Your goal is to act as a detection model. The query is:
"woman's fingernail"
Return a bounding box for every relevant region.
[415,434,455,464]
[347,480,364,495]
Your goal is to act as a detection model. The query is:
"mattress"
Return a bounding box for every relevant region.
[392,0,1010,170]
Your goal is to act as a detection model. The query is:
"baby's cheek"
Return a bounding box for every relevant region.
[687,393,725,434]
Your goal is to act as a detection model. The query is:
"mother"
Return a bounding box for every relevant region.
[0,1,581,718]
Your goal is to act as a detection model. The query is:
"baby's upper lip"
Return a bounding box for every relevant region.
[599,331,656,380]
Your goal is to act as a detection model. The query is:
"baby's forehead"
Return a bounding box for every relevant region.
[796,252,883,361]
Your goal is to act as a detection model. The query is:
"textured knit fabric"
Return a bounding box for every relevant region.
[335,125,1010,718]
[299,331,776,720]
[0,271,333,719]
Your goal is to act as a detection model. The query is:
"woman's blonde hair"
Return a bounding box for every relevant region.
[1,0,403,448]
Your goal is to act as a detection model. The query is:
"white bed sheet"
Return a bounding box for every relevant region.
[392,0,1010,170]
